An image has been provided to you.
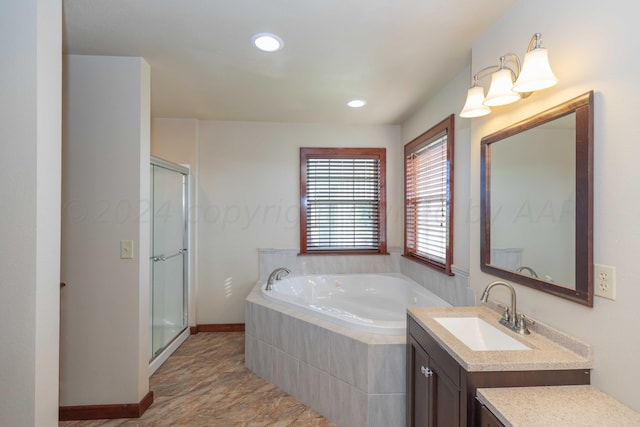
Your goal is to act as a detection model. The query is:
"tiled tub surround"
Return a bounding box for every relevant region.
[258,248,475,307]
[245,276,451,427]
[249,248,470,426]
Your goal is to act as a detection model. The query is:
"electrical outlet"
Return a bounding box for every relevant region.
[594,264,616,300]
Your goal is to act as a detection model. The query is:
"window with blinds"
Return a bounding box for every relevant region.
[300,147,387,254]
[404,115,454,275]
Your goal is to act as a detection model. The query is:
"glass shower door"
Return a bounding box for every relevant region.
[150,162,188,360]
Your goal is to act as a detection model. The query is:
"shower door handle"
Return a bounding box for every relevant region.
[151,249,188,262]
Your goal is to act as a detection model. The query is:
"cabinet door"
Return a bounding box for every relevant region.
[431,357,460,427]
[478,404,505,427]
[407,337,433,427]
[407,335,462,427]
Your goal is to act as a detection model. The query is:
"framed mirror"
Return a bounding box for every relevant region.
[480,91,594,306]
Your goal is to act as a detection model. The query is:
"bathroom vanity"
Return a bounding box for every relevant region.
[406,306,593,427]
[476,385,640,426]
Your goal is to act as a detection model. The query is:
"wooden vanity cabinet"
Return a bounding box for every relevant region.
[477,404,505,427]
[406,315,590,427]
[407,315,462,426]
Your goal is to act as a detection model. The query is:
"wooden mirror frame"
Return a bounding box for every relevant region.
[480,91,594,306]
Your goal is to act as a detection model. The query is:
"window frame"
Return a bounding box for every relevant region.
[404,114,455,275]
[300,147,387,255]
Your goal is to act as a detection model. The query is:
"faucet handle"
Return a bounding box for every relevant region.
[518,313,535,326]
[515,313,533,335]
[497,303,511,322]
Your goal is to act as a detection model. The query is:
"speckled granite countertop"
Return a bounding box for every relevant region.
[407,306,593,371]
[477,385,640,426]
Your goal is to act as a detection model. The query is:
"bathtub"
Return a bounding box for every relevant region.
[261,273,450,335]
[245,272,452,427]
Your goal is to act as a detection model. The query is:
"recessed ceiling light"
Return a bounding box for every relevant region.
[347,99,367,108]
[252,33,283,52]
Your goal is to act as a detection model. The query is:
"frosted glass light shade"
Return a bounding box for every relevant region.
[460,86,491,118]
[512,48,558,92]
[484,69,521,107]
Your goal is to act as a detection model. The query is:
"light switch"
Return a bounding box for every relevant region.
[120,240,134,259]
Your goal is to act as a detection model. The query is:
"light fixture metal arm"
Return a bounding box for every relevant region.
[500,53,522,79]
[471,65,500,86]
[499,53,534,98]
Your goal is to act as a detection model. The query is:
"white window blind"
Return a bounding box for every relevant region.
[405,132,450,267]
[303,154,383,252]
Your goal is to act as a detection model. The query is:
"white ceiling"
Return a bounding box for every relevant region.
[62,0,515,125]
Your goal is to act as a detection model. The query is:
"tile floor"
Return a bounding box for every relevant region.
[59,332,336,426]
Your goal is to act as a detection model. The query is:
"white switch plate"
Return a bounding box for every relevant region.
[594,264,616,300]
[120,240,134,259]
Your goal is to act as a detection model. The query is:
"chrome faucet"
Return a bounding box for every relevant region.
[266,267,291,290]
[516,266,538,277]
[480,281,530,335]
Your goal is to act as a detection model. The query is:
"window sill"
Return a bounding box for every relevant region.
[402,253,454,276]
[298,251,390,256]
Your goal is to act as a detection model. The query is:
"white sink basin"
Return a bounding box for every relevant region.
[434,316,531,351]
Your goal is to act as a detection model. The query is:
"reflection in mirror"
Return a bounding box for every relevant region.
[490,113,576,287]
[481,91,593,306]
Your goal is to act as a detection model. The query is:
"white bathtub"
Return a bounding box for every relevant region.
[260,273,450,335]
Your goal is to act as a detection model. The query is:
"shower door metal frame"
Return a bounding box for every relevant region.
[150,155,190,363]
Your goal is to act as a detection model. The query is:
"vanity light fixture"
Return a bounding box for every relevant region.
[483,57,521,107]
[252,32,284,52]
[460,79,491,118]
[460,33,558,118]
[512,35,558,92]
[347,99,367,108]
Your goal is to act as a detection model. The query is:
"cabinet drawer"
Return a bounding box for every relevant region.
[408,316,460,388]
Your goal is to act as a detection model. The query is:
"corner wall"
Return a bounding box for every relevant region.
[0,1,62,425]
[60,55,151,406]
[399,65,475,304]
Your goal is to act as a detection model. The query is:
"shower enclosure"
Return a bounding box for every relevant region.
[149,156,189,370]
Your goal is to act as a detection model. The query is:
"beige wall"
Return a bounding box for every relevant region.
[466,0,640,411]
[60,55,151,406]
[153,120,401,324]
[0,1,61,425]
